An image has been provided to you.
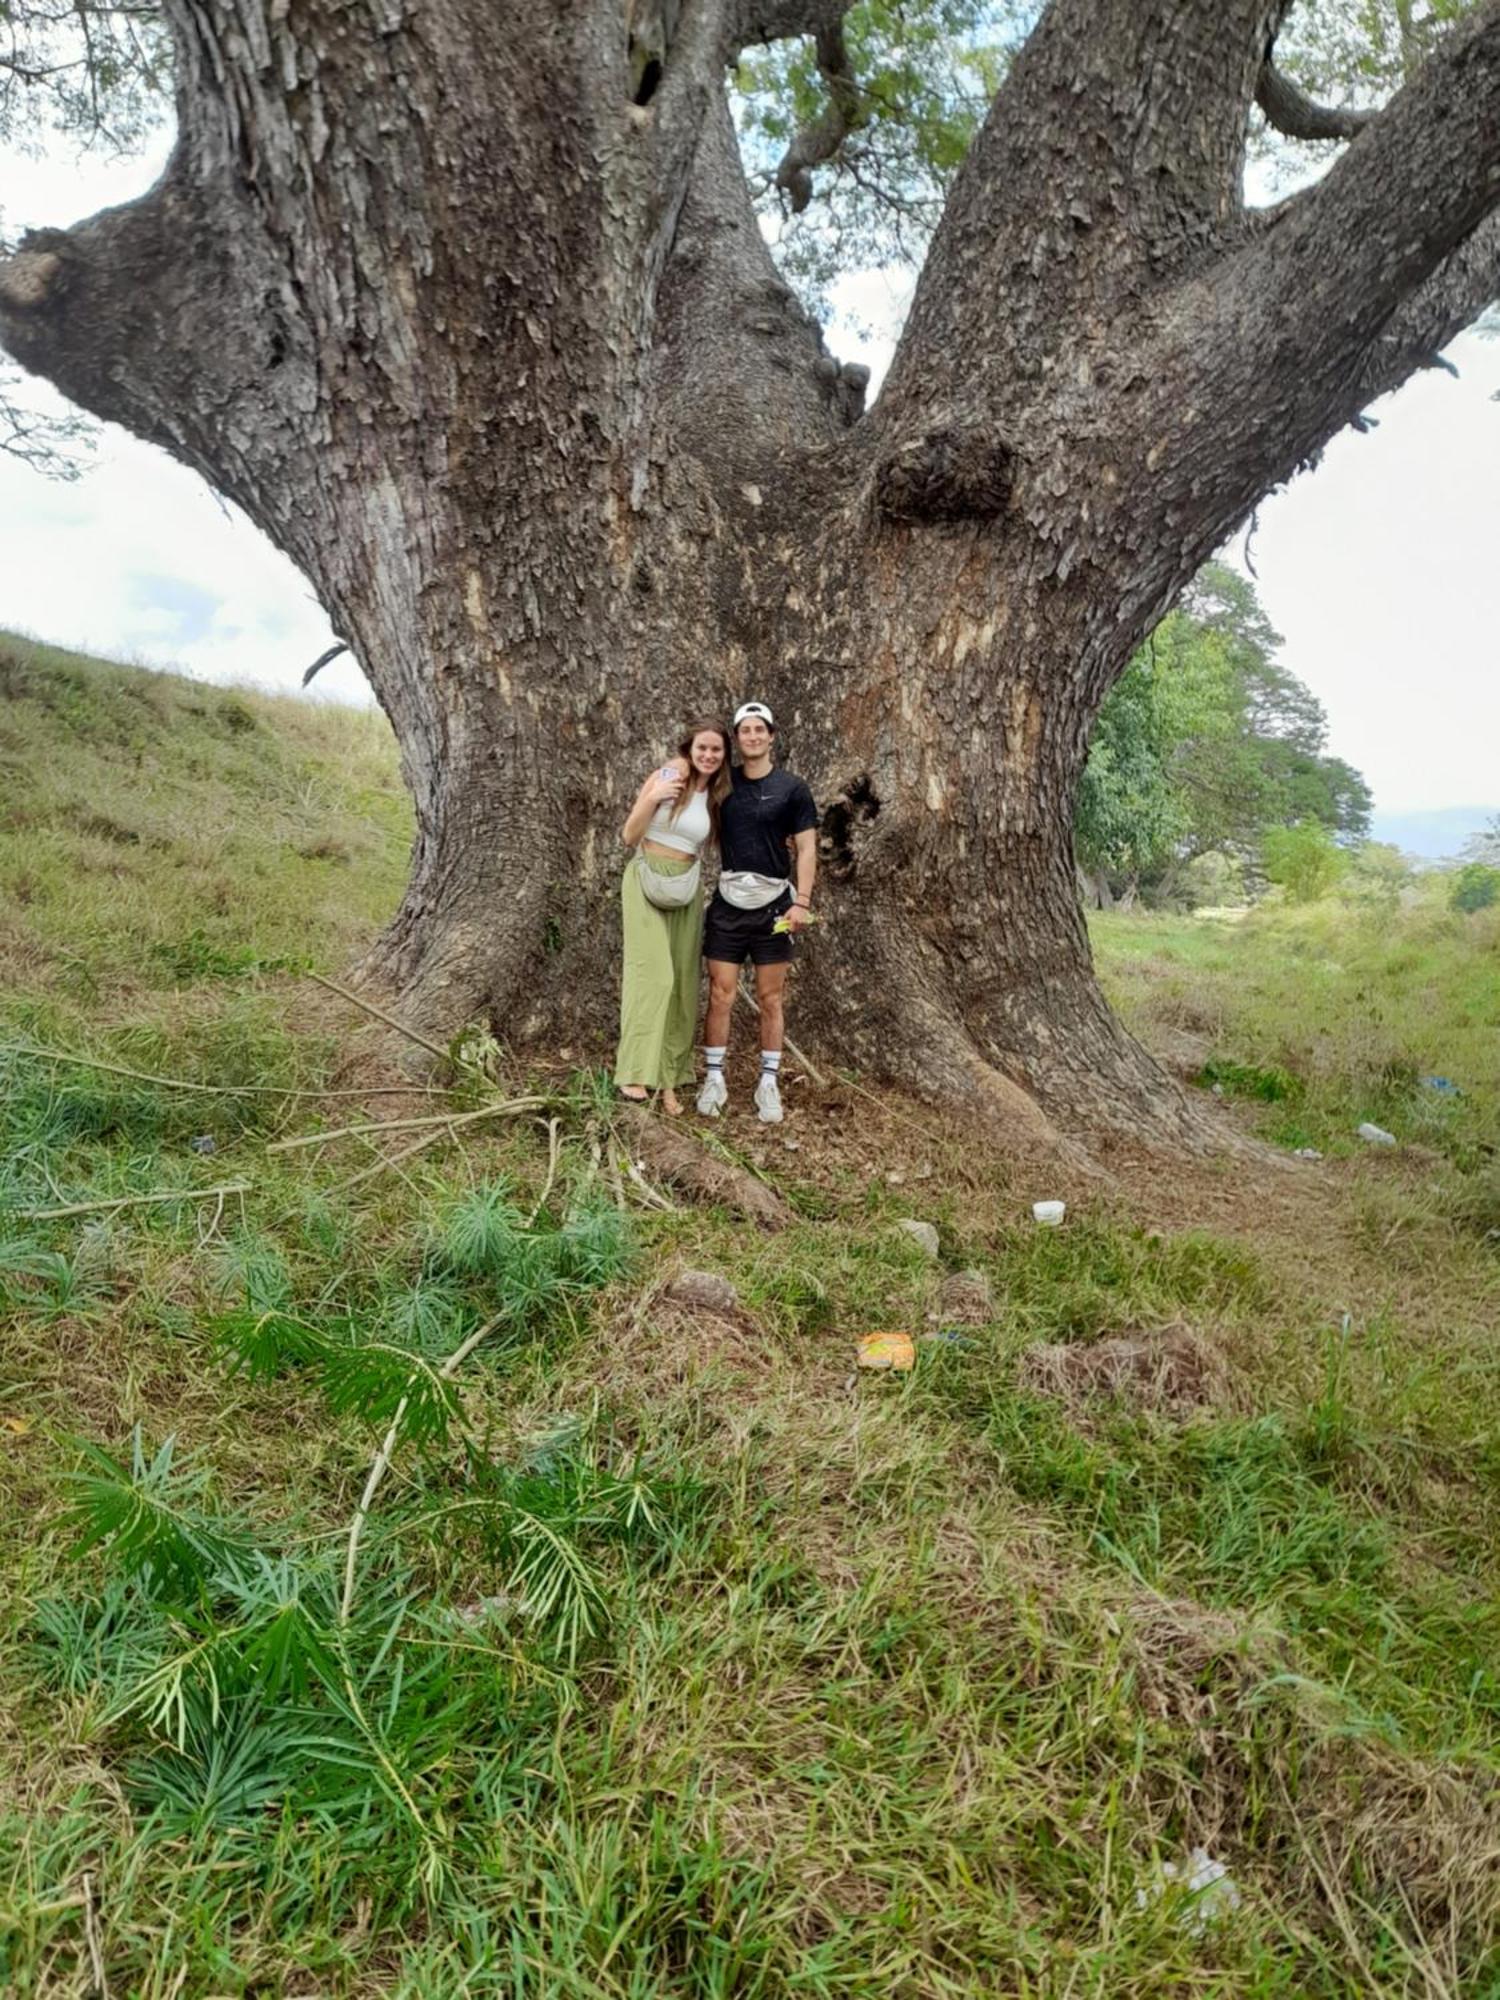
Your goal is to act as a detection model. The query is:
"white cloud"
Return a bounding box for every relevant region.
[1224,330,1500,813]
[0,418,362,703]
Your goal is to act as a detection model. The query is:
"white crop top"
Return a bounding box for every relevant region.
[644,782,711,856]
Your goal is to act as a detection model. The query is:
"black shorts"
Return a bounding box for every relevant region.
[702,888,795,966]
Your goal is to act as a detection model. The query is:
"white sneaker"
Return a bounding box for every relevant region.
[754,1072,783,1124]
[696,1069,728,1117]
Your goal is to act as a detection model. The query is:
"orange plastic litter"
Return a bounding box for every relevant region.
[856,1331,916,1371]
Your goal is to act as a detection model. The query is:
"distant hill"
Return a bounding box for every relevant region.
[1368,805,1498,861]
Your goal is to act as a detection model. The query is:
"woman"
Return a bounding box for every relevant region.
[615,719,730,1113]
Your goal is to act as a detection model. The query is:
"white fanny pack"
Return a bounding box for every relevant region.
[718,870,790,911]
[635,851,701,909]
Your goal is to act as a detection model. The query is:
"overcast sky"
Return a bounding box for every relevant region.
[3,129,1497,819]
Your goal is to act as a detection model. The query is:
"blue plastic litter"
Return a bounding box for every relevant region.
[1420,1076,1461,1096]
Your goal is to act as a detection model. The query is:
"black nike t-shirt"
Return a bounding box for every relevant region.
[718,765,818,878]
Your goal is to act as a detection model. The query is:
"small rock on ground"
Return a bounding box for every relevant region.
[935,1268,993,1325]
[893,1218,940,1259]
[1357,1122,1397,1147]
[664,1269,739,1313]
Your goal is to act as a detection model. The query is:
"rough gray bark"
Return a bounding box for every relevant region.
[1256,59,1376,141]
[3,0,1499,1145]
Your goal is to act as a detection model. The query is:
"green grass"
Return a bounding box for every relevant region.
[0,629,409,1020]
[1094,895,1500,1165]
[2,636,1500,1994]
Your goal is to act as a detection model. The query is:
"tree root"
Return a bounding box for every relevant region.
[614,1107,792,1230]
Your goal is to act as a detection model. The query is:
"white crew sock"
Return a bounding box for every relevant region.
[703,1046,727,1072]
[760,1050,782,1075]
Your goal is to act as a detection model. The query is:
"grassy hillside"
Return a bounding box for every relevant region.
[0,630,409,1014]
[2,636,1499,1997]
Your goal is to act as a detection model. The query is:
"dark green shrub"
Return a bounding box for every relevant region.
[1450,863,1500,915]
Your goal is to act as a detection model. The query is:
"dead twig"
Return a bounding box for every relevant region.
[196,1188,228,1248]
[340,1314,508,1624]
[2,1042,448,1100]
[266,1099,546,1155]
[81,1867,108,1999]
[306,971,454,1067]
[620,1150,680,1213]
[318,1098,542,1200]
[20,1183,252,1222]
[732,981,826,1087]
[302,640,350,687]
[526,1117,562,1226]
[322,1125,463,1200]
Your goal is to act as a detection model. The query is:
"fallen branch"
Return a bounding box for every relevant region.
[615,1105,790,1230]
[526,1116,562,1226]
[620,1150,680,1214]
[340,1314,508,1624]
[314,1095,546,1199]
[81,1867,108,1999]
[3,1042,448,1099]
[266,1098,546,1155]
[306,971,454,1067]
[20,1183,252,1221]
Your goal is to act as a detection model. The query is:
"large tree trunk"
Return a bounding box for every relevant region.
[5,0,1500,1145]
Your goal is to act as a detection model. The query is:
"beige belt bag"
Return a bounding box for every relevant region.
[718,870,790,911]
[635,851,701,910]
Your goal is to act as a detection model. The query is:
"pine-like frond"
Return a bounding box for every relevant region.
[66,1429,253,1599]
[434,1181,525,1277]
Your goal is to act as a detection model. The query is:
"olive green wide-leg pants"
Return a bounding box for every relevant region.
[614,858,702,1090]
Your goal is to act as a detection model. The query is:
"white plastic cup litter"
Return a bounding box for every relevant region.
[1032,1200,1066,1226]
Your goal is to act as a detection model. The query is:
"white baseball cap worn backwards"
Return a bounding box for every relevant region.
[733,701,774,727]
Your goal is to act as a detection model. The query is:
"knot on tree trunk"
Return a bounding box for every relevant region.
[0,245,64,314]
[874,426,1015,523]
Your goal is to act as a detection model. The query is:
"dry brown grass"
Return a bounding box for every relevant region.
[1017,1323,1238,1418]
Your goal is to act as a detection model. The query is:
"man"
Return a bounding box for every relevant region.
[697,701,818,1124]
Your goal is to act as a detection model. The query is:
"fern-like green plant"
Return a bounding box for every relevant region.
[214,1232,293,1313]
[212,1312,464,1447]
[380,1277,472,1355]
[66,1429,253,1597]
[0,1234,110,1318]
[434,1181,526,1277]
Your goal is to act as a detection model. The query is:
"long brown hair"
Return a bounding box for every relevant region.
[669,718,732,845]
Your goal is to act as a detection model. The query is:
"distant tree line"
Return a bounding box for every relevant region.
[1075,562,1373,909]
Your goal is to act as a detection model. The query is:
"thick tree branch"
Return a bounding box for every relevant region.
[736,0,851,49]
[879,1,1287,429]
[1066,0,1500,658]
[1249,1,1500,392]
[0,177,276,499]
[1353,206,1500,406]
[1255,58,1375,142]
[651,81,859,474]
[772,19,860,213]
